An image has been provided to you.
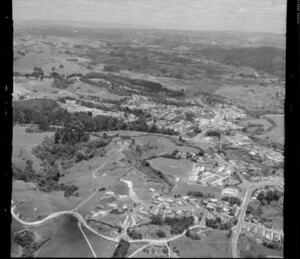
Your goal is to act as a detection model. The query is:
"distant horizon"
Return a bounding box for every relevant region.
[14,18,286,36]
[13,0,286,34]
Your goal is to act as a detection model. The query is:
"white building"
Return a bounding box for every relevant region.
[222,188,239,197]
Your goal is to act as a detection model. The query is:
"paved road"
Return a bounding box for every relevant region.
[11,206,121,242]
[231,180,283,258]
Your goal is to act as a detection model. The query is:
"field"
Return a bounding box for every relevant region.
[172,182,222,198]
[169,230,231,258]
[238,234,283,258]
[81,225,118,257]
[149,158,194,179]
[124,170,165,203]
[215,83,284,114]
[127,242,149,257]
[259,114,284,144]
[12,184,74,221]
[11,218,25,257]
[34,215,94,257]
[13,126,54,171]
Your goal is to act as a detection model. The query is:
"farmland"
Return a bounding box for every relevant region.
[11,21,284,258]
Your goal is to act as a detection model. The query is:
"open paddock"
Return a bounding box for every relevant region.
[169,230,231,258]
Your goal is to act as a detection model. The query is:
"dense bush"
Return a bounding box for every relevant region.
[103,64,121,72]
[187,191,204,198]
[112,239,130,258]
[127,229,143,240]
[13,99,179,136]
[205,129,221,139]
[257,190,283,205]
[221,196,242,206]
[185,229,201,240]
[157,229,166,238]
[151,215,194,234]
[150,215,164,226]
[206,217,236,230]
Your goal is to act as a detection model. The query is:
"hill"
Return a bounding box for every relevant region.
[200,46,285,78]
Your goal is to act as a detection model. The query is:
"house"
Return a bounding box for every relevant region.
[264,231,272,241]
[273,232,281,242]
[256,228,264,237]
[250,227,257,234]
[222,188,239,197]
[108,203,117,208]
[223,207,230,212]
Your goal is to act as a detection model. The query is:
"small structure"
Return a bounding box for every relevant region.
[222,188,239,197]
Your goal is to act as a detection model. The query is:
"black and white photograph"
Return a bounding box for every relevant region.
[10,0,288,258]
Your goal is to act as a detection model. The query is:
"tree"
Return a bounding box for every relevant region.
[157,229,166,238]
[37,116,50,131]
[227,229,232,238]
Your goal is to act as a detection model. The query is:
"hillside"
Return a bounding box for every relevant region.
[200,46,285,78]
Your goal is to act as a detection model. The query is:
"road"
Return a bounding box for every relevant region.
[11,206,121,243]
[11,142,127,245]
[78,221,97,258]
[231,180,283,258]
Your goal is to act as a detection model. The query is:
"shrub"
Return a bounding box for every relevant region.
[157,229,166,238]
[112,239,130,258]
[205,129,221,139]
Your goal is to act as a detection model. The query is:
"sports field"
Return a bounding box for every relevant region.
[148,158,194,178]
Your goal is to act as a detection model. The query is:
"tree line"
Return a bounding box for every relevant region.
[13,99,179,136]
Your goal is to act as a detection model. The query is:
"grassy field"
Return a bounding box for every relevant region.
[260,114,284,144]
[35,215,94,257]
[238,234,283,258]
[215,83,284,113]
[172,182,222,198]
[11,218,25,257]
[149,158,194,179]
[12,186,75,221]
[127,242,149,257]
[81,225,118,258]
[13,126,54,171]
[170,230,231,258]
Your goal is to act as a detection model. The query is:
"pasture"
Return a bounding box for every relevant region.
[170,230,231,258]
[260,114,284,144]
[35,215,94,257]
[148,158,194,179]
[81,226,118,257]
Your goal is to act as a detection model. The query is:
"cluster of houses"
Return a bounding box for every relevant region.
[201,195,239,221]
[241,223,283,249]
[250,185,284,202]
[188,159,241,187]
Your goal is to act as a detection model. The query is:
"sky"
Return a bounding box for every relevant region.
[13,0,286,33]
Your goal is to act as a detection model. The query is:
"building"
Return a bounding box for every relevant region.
[273,232,281,242]
[222,188,239,197]
[257,228,264,238]
[108,203,117,208]
[265,231,272,241]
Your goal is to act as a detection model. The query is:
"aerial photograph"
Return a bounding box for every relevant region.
[11,0,285,258]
